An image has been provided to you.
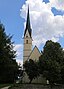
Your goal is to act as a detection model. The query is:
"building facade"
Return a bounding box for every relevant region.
[23,6,41,63]
[23,6,32,63]
[23,6,46,83]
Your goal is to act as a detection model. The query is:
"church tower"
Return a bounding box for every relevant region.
[23,6,32,63]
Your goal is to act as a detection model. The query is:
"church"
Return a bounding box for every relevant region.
[23,6,41,63]
[22,6,46,83]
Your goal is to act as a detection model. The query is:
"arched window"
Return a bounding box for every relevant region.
[26,40,28,44]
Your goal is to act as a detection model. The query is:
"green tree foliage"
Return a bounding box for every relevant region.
[0,23,18,83]
[39,40,64,85]
[60,50,64,84]
[23,59,39,83]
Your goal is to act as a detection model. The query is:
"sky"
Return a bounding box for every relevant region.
[0,0,64,65]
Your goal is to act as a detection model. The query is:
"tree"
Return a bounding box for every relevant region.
[23,59,39,83]
[60,50,64,84]
[39,40,64,86]
[0,23,18,83]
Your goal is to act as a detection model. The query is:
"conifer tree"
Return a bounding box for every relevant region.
[0,23,18,83]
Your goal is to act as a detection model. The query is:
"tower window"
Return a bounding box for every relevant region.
[26,40,28,44]
[26,36,28,38]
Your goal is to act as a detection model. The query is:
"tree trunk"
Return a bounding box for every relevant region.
[29,79,32,84]
[50,82,54,89]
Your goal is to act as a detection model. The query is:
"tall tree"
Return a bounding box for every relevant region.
[60,50,64,84]
[0,23,18,83]
[23,59,39,83]
[39,40,64,85]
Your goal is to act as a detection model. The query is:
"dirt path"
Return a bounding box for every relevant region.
[1,86,10,89]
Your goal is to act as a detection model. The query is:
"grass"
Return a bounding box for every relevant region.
[8,83,64,89]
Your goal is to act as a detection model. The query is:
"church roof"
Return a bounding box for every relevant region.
[24,6,32,37]
[28,46,41,61]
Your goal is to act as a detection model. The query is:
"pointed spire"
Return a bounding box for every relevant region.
[24,5,32,37]
[26,5,31,29]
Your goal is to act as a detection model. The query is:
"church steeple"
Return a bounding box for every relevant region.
[23,6,32,63]
[24,6,32,38]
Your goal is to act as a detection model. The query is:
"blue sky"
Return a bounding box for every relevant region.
[0,0,64,64]
[0,0,25,44]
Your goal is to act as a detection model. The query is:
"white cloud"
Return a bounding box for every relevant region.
[14,44,23,65]
[14,44,23,50]
[16,59,23,66]
[49,0,64,10]
[14,44,23,56]
[20,0,64,47]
